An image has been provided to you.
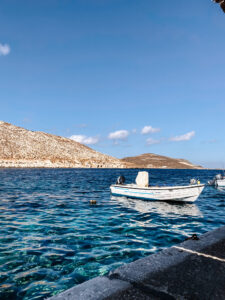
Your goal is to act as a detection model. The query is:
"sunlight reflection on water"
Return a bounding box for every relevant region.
[0,168,225,299]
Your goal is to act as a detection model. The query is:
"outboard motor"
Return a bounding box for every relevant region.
[208,180,214,186]
[215,174,222,180]
[190,178,197,185]
[116,175,125,185]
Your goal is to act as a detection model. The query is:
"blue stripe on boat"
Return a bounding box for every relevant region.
[112,187,155,195]
[111,192,157,201]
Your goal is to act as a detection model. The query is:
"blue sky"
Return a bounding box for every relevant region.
[0,0,224,168]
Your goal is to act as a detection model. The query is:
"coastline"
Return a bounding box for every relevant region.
[0,164,205,170]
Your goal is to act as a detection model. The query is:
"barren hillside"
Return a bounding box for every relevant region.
[0,122,203,169]
[121,153,203,169]
[0,121,130,168]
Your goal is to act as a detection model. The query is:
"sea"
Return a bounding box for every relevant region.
[0,168,225,299]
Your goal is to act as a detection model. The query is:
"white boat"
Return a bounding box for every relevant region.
[110,172,205,203]
[208,174,225,188]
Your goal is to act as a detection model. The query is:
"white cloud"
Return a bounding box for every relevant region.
[146,137,161,145]
[141,125,160,135]
[0,44,10,56]
[108,130,129,140]
[69,134,99,145]
[170,131,195,142]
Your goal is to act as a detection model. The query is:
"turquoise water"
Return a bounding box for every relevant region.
[0,168,225,299]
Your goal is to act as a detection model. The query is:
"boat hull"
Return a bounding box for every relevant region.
[215,179,225,187]
[110,184,205,203]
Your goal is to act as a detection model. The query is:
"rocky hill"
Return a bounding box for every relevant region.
[121,153,203,169]
[0,121,130,168]
[0,122,203,169]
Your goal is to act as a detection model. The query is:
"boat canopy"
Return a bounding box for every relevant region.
[135,171,149,187]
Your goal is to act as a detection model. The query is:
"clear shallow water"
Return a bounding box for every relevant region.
[0,168,225,299]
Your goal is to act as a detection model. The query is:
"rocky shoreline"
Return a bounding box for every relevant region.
[0,159,127,168]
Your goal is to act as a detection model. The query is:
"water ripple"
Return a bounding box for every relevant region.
[0,168,225,299]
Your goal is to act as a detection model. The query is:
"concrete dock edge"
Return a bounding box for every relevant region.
[48,226,225,300]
